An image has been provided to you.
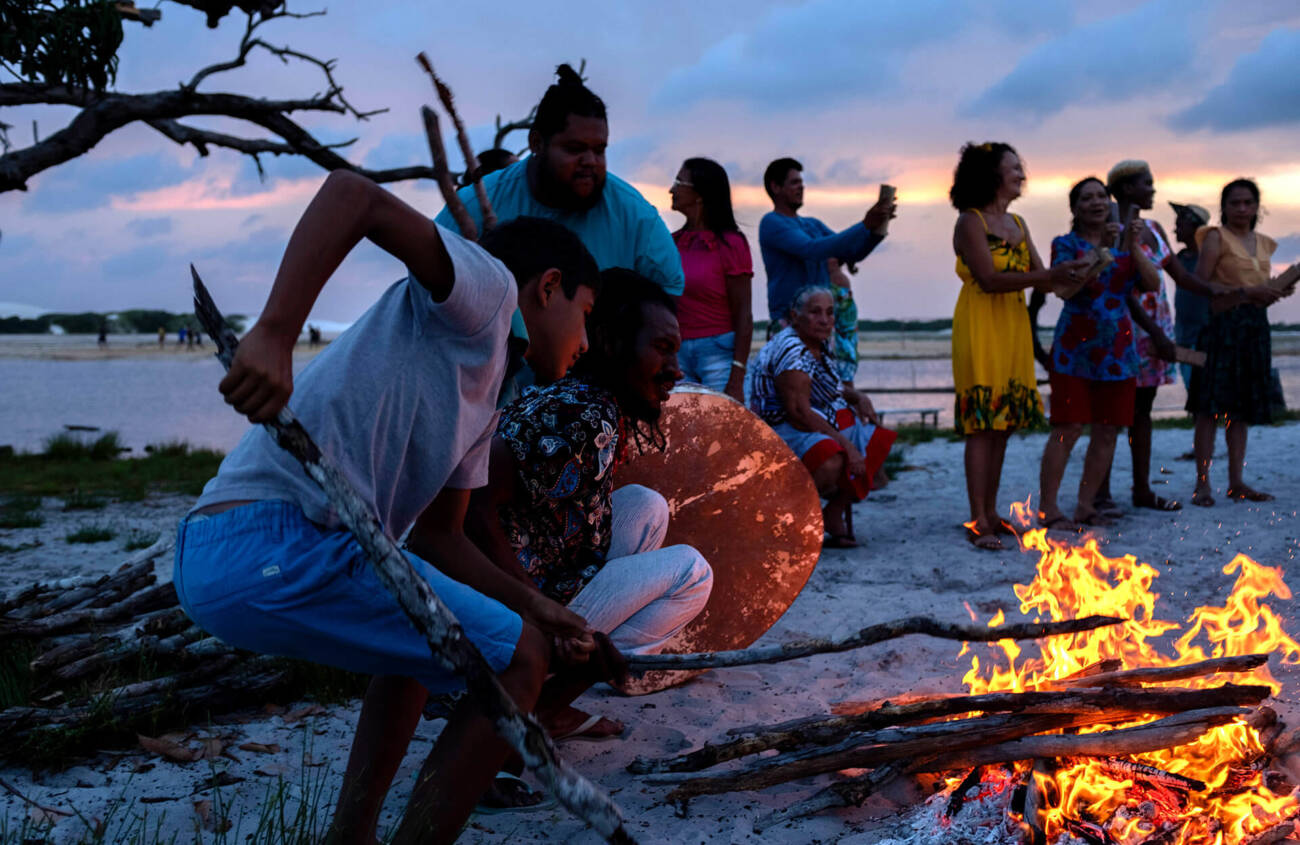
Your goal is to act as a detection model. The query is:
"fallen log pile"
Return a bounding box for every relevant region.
[628,655,1300,840]
[0,539,298,756]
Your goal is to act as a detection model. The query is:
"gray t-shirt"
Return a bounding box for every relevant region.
[195,226,516,536]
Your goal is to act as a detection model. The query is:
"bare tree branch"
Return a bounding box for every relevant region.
[0,86,349,191]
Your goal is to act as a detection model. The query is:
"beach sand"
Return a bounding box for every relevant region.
[2,423,1298,843]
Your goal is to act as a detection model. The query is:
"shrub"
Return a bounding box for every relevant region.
[65,524,116,544]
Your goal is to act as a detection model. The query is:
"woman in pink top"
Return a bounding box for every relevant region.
[670,157,754,402]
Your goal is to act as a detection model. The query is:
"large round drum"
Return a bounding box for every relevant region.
[614,385,823,694]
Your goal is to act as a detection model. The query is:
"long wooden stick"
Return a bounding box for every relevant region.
[416,53,497,231]
[191,269,632,843]
[659,707,1244,803]
[1041,653,1270,688]
[648,711,1098,793]
[625,615,1123,673]
[420,106,479,241]
[629,683,1268,775]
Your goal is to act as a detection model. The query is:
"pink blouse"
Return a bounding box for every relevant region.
[673,230,753,340]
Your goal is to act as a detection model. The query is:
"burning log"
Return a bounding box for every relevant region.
[1082,757,1207,792]
[650,711,1122,798]
[1043,653,1271,689]
[653,707,1246,802]
[1019,759,1050,845]
[630,684,1269,775]
[625,614,1124,673]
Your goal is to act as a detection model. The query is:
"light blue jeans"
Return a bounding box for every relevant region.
[678,331,736,393]
[570,485,713,655]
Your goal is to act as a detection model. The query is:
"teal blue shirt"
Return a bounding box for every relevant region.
[434,158,684,295]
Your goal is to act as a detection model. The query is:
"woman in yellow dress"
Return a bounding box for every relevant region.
[949,142,1087,550]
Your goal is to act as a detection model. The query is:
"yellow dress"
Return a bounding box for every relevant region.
[951,211,1045,434]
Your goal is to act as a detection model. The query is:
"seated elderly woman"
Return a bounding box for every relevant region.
[750,286,892,547]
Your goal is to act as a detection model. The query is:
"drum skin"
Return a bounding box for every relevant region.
[614,385,823,694]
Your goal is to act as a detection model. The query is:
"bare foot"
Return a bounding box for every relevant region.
[1226,485,1274,502]
[543,706,624,741]
[1192,486,1215,507]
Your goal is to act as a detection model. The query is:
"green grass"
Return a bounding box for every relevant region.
[42,431,124,461]
[63,489,108,511]
[0,434,223,500]
[122,529,162,551]
[0,494,44,528]
[65,524,117,544]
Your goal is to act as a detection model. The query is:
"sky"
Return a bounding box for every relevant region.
[2,0,1300,327]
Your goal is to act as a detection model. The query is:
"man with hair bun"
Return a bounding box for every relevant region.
[437,64,684,296]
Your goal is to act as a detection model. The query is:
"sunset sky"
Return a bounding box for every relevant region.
[2,0,1299,327]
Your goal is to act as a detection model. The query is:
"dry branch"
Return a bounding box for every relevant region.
[752,761,911,832]
[655,707,1246,802]
[1042,653,1270,688]
[650,711,1096,796]
[625,615,1124,673]
[190,271,632,843]
[631,684,1268,776]
[420,106,478,240]
[416,54,496,231]
[1,582,178,638]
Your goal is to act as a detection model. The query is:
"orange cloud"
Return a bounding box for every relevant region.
[111,175,323,212]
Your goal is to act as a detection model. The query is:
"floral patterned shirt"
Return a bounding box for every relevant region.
[1049,232,1141,381]
[496,378,624,603]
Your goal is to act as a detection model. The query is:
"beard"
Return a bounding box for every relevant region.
[532,155,605,212]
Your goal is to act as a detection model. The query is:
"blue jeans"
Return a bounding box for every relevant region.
[679,331,735,393]
[173,500,522,693]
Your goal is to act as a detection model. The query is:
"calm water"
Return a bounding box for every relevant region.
[4,332,1300,453]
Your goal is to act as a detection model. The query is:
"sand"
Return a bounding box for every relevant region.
[2,423,1298,843]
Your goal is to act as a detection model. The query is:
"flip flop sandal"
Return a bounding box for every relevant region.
[1226,487,1275,502]
[1192,490,1216,507]
[1132,493,1182,511]
[1037,515,1077,532]
[1093,498,1124,518]
[964,524,1004,551]
[1075,511,1114,527]
[474,772,555,815]
[553,713,625,742]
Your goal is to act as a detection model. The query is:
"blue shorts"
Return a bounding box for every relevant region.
[173,500,522,693]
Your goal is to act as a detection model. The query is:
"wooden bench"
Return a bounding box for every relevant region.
[875,407,941,428]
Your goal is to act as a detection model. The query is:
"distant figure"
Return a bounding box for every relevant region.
[669,157,753,401]
[157,326,166,347]
[178,327,187,346]
[436,64,685,295]
[1188,178,1296,506]
[949,141,1085,550]
[97,324,107,347]
[461,148,519,186]
[308,324,322,347]
[186,326,196,349]
[758,156,894,380]
[1171,201,1212,388]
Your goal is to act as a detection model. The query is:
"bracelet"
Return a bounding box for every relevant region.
[731,360,746,369]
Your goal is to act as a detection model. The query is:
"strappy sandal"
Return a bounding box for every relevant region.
[475,772,554,814]
[965,523,1004,551]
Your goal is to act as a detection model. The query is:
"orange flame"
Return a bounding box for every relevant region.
[960,526,1300,842]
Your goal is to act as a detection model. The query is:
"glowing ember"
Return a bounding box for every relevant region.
[958,515,1300,844]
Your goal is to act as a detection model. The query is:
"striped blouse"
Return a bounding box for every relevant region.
[749,326,847,425]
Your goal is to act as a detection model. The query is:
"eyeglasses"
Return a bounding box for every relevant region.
[671,178,694,189]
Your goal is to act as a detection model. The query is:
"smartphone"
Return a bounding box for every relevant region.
[875,184,896,235]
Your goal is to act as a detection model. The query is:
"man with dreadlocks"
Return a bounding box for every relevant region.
[468,268,713,752]
[436,64,685,296]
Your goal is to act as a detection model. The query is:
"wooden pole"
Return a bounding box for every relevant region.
[416,53,498,231]
[420,106,478,241]
[625,615,1123,672]
[191,268,633,844]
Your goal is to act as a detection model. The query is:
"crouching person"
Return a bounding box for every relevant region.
[173,169,602,845]
[469,269,714,744]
